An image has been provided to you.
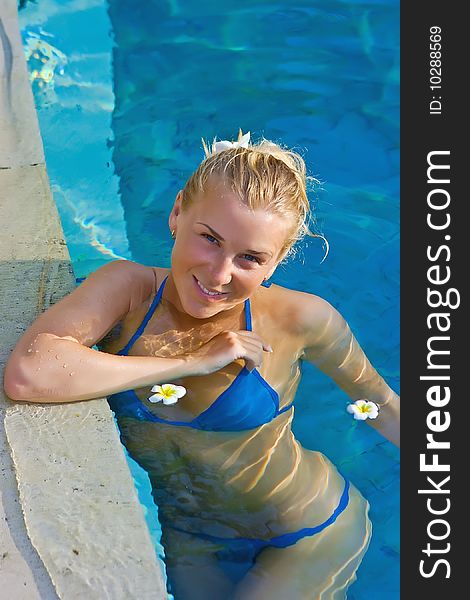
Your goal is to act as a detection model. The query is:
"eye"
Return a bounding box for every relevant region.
[242,254,261,264]
[202,233,219,244]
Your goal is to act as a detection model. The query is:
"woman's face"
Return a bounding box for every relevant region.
[168,176,291,319]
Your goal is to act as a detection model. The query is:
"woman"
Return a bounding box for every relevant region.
[4,132,399,599]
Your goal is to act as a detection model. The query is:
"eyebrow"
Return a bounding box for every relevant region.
[196,222,273,257]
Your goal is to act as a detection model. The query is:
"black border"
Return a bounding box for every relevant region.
[401,4,465,596]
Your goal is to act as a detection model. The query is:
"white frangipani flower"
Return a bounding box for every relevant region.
[148,383,187,405]
[213,131,250,153]
[346,399,380,420]
[202,129,251,157]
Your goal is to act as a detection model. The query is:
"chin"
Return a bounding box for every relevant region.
[175,272,240,317]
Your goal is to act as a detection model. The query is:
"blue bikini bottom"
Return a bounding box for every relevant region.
[167,477,350,582]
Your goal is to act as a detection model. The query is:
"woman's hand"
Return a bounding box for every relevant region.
[185,330,272,376]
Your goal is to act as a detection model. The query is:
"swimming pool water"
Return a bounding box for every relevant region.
[20,1,399,597]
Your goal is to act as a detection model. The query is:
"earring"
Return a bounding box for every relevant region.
[171,229,176,239]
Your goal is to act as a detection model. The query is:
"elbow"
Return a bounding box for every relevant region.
[3,359,38,402]
[4,333,79,403]
[3,381,31,403]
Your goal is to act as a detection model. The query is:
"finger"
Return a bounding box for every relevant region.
[235,330,272,352]
[240,341,266,364]
[235,329,263,341]
[232,331,263,351]
[244,358,256,372]
[243,348,263,372]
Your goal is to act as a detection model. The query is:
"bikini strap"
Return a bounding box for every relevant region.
[245,280,271,328]
[244,297,252,331]
[118,275,169,355]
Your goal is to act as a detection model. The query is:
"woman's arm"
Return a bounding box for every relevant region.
[3,260,272,404]
[4,334,191,403]
[3,260,190,403]
[296,292,400,448]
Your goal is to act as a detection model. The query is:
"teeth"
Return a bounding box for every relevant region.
[196,279,223,296]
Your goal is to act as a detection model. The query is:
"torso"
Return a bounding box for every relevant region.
[99,266,346,538]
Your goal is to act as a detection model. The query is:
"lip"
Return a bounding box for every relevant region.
[193,276,228,302]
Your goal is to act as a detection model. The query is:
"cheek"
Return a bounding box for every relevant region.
[173,234,209,266]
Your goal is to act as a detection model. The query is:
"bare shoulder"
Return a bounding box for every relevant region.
[8,260,160,358]
[91,261,163,352]
[257,283,338,339]
[90,259,158,311]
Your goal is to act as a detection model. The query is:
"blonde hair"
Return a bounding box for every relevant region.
[181,130,328,263]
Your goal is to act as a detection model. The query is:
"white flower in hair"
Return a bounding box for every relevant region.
[214,131,250,153]
[202,129,251,156]
[346,399,380,420]
[148,383,187,405]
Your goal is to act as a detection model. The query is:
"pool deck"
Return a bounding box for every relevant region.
[0,1,167,598]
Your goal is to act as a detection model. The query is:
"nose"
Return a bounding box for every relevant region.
[209,255,233,287]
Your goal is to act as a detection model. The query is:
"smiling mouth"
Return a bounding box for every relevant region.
[194,276,227,298]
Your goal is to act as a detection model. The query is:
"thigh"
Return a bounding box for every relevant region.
[232,485,372,600]
[161,526,236,600]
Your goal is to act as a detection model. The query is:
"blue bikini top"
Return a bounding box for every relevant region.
[110,275,293,432]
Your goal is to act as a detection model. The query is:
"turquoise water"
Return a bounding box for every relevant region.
[20,0,399,598]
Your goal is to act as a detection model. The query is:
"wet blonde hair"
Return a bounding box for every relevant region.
[181,130,328,263]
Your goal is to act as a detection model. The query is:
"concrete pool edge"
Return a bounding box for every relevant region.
[0,2,167,598]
